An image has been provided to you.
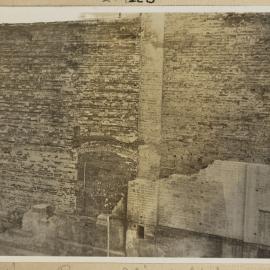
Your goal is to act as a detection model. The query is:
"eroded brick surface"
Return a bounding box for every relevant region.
[161,14,270,176]
[0,18,141,217]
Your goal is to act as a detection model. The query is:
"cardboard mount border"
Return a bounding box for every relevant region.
[0,0,269,269]
[1,0,270,5]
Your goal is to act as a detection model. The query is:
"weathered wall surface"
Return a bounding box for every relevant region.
[127,160,270,257]
[76,147,137,216]
[2,13,270,257]
[137,14,164,181]
[126,13,270,257]
[155,227,223,257]
[161,13,270,176]
[0,18,141,220]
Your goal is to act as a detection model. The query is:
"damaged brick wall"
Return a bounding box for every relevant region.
[76,145,137,217]
[127,160,270,257]
[161,13,270,177]
[0,18,141,221]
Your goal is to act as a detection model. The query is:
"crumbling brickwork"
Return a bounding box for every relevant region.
[0,18,141,219]
[2,13,270,257]
[127,160,270,257]
[161,13,270,176]
[76,149,136,216]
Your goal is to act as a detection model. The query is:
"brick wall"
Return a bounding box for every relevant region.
[76,149,137,216]
[127,161,270,247]
[0,18,141,217]
[158,161,244,241]
[127,178,158,226]
[161,13,270,176]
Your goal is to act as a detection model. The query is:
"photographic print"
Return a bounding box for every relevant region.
[0,8,270,258]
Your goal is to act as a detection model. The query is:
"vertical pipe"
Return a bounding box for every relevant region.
[107,215,110,256]
[83,162,86,215]
[83,162,86,190]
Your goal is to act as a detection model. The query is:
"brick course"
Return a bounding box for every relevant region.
[161,13,270,176]
[0,18,141,216]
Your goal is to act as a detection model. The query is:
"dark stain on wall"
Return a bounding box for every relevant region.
[76,150,137,217]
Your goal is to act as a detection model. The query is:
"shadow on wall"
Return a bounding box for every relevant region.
[75,138,137,218]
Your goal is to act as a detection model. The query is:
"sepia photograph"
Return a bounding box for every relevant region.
[0,7,270,258]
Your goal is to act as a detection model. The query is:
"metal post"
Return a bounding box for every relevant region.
[83,162,86,190]
[107,215,110,256]
[83,162,86,215]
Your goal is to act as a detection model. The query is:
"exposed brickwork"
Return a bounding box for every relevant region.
[0,18,141,217]
[161,13,270,176]
[157,161,245,240]
[127,178,158,226]
[127,160,270,256]
[76,150,136,216]
[137,14,164,180]
[2,13,270,257]
[127,161,270,256]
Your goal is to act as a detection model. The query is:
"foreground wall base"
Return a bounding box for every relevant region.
[0,204,126,256]
[126,160,270,257]
[126,225,270,257]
